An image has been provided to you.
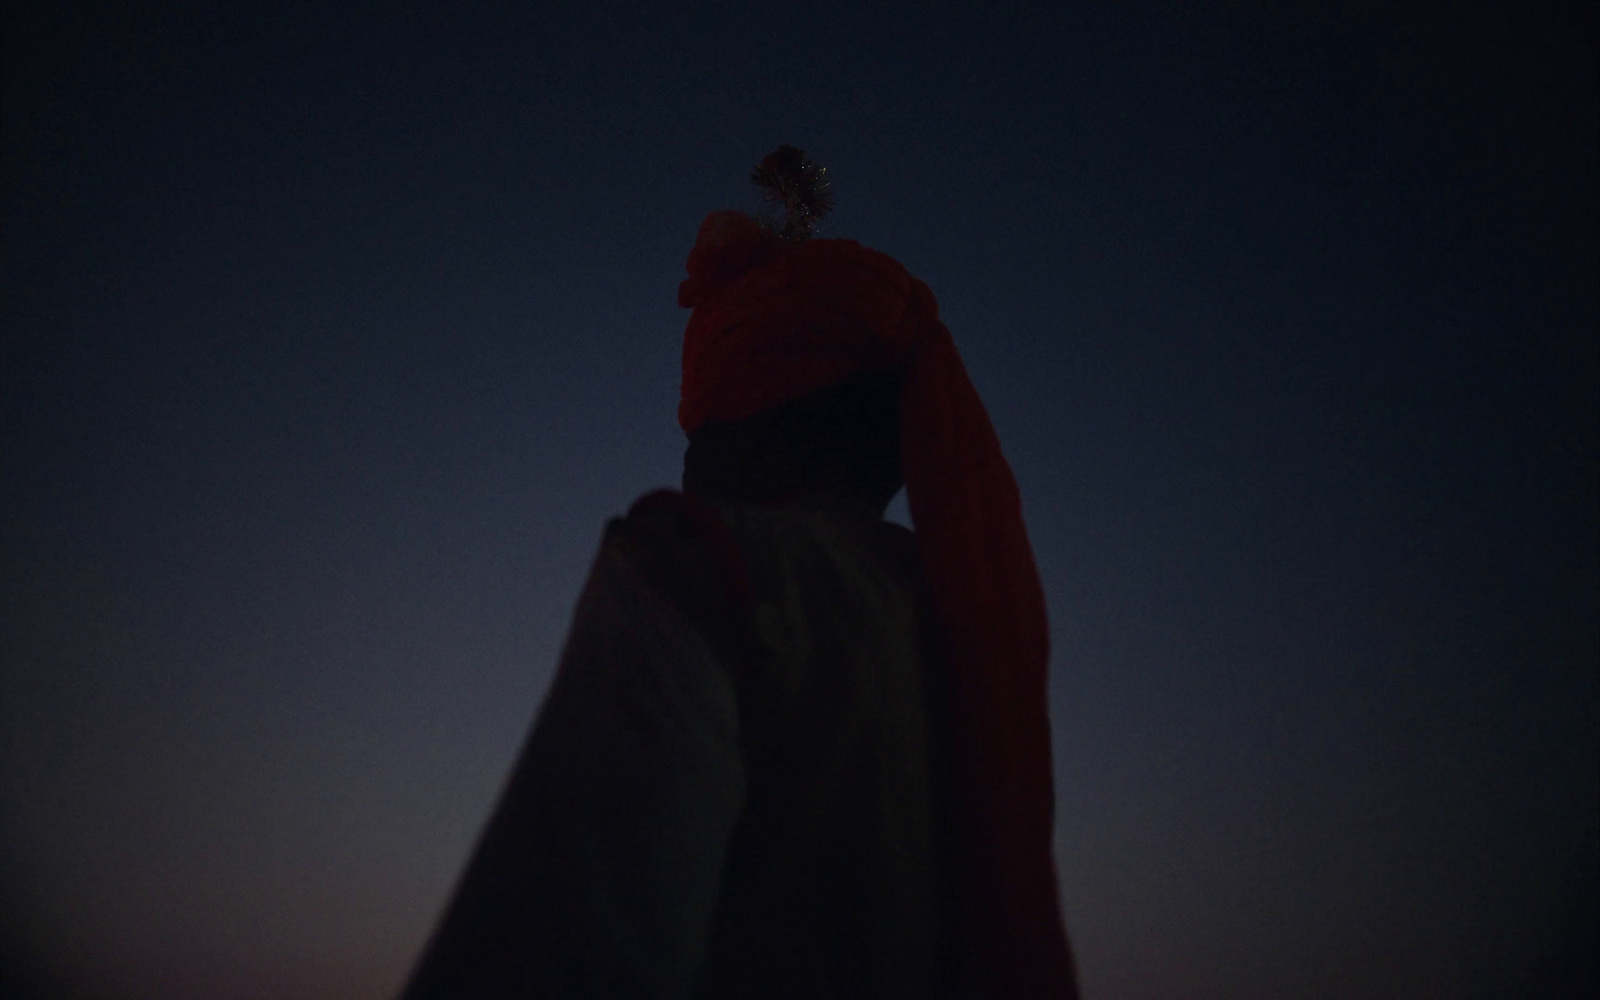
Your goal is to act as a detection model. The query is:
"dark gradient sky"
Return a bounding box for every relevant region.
[3,3,1596,998]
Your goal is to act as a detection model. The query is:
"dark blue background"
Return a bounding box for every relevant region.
[4,3,1595,997]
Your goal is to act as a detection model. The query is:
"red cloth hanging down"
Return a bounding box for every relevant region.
[678,210,1076,998]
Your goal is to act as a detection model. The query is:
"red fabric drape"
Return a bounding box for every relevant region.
[679,211,1075,997]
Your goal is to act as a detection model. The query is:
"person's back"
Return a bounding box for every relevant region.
[404,378,964,998]
[679,493,951,998]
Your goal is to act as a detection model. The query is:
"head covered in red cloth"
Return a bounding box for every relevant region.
[678,149,1076,998]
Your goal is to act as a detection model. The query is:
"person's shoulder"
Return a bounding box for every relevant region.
[601,489,755,657]
[868,518,923,591]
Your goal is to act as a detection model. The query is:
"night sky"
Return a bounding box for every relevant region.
[3,3,1596,998]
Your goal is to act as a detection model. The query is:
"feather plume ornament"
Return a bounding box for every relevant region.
[751,145,835,243]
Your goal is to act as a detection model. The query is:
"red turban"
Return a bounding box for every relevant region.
[679,210,1076,997]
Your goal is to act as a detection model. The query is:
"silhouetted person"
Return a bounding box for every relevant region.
[401,148,1076,999]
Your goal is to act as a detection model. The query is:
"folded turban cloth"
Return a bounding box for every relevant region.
[679,210,1076,998]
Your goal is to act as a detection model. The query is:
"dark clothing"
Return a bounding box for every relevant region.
[402,491,961,999]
